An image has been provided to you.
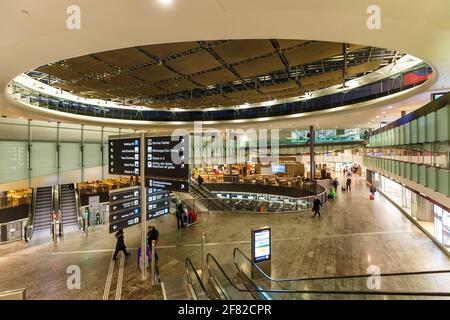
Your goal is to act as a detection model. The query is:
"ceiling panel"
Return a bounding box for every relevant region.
[62,56,115,74]
[225,89,261,99]
[75,79,114,91]
[190,68,238,86]
[259,80,298,93]
[301,70,342,86]
[277,39,308,50]
[284,42,342,67]
[36,65,84,81]
[233,55,285,78]
[52,82,88,93]
[348,44,368,52]
[140,41,199,58]
[128,64,178,83]
[347,60,382,76]
[166,50,222,75]
[105,88,140,98]
[269,87,305,98]
[105,74,144,87]
[303,77,344,91]
[95,48,153,68]
[158,78,199,92]
[131,85,165,96]
[212,40,275,64]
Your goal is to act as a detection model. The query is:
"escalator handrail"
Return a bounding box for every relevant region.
[206,252,450,297]
[185,258,215,300]
[25,188,37,241]
[233,247,450,284]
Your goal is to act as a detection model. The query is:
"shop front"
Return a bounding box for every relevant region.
[370,171,450,253]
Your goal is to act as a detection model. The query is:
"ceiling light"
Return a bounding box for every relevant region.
[159,0,173,4]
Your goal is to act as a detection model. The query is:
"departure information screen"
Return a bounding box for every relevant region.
[252,228,271,263]
[145,135,189,179]
[108,138,140,176]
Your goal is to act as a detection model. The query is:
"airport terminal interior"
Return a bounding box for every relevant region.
[1,0,450,301]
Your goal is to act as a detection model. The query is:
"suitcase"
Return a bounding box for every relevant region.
[370,194,375,200]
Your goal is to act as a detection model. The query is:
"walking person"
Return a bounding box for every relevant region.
[113,230,130,261]
[312,196,322,218]
[176,202,185,229]
[147,225,160,261]
[370,184,377,199]
[197,175,204,188]
[346,177,352,191]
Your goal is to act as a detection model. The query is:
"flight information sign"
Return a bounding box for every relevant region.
[145,135,189,179]
[108,138,141,176]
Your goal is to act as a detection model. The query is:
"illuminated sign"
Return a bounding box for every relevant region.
[252,227,271,263]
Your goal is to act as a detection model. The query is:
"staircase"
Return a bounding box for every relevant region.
[60,184,78,228]
[33,186,53,232]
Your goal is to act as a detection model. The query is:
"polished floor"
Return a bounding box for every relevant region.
[0,177,449,300]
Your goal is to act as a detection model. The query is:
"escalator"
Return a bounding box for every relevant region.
[60,183,80,231]
[189,180,226,212]
[232,247,450,300]
[25,186,54,241]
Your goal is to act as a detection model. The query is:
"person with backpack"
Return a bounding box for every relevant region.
[176,202,185,229]
[147,225,159,261]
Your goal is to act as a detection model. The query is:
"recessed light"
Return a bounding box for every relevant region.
[159,0,173,4]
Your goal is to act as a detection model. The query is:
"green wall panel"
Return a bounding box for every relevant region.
[394,127,400,145]
[419,165,427,186]
[0,141,28,184]
[411,163,419,183]
[60,143,81,172]
[418,116,426,143]
[405,162,411,180]
[427,167,438,191]
[31,142,57,177]
[394,160,400,176]
[411,120,418,144]
[405,122,411,144]
[437,106,450,141]
[399,125,405,145]
[399,161,405,178]
[437,169,450,196]
[426,112,436,142]
[84,144,102,168]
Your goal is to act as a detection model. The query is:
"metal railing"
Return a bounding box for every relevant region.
[24,188,36,242]
[185,258,214,300]
[232,247,450,299]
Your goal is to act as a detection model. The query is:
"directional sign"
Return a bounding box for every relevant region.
[147,178,189,193]
[110,207,141,223]
[147,198,170,212]
[109,215,141,234]
[147,207,170,221]
[110,189,140,203]
[148,190,170,203]
[110,199,140,213]
[145,135,189,179]
[109,138,141,176]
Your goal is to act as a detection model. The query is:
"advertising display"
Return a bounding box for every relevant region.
[271,164,286,173]
[252,227,271,263]
[108,138,140,176]
[145,135,189,179]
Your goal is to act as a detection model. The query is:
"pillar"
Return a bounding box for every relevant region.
[309,126,315,181]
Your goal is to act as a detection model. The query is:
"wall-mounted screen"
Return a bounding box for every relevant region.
[271,164,286,173]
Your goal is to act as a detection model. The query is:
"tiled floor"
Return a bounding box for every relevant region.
[0,176,449,300]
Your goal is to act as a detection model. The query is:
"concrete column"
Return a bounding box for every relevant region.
[27,119,32,188]
[80,124,85,182]
[309,126,315,181]
[57,122,61,185]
